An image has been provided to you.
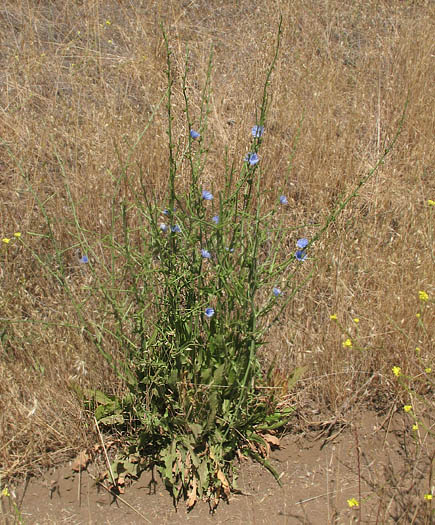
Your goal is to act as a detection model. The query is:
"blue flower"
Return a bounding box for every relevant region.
[163,207,176,216]
[273,287,282,296]
[79,255,89,264]
[160,223,168,232]
[171,225,181,233]
[279,195,288,205]
[205,307,215,318]
[190,129,200,139]
[212,215,219,224]
[201,249,211,259]
[202,190,213,201]
[244,152,259,166]
[252,125,264,138]
[295,239,308,260]
[295,250,307,261]
[296,238,309,249]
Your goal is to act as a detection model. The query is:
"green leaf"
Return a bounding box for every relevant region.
[207,391,218,429]
[69,381,84,400]
[197,459,209,494]
[201,367,212,383]
[212,363,226,386]
[189,448,200,469]
[168,368,178,387]
[287,365,307,391]
[112,457,140,478]
[249,450,282,486]
[98,414,125,426]
[246,432,266,446]
[95,402,117,421]
[92,389,113,405]
[188,422,203,439]
[162,441,177,483]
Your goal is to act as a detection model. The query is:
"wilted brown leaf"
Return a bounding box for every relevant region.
[258,443,267,457]
[216,469,230,498]
[186,476,197,509]
[263,434,280,447]
[117,476,125,494]
[71,451,90,472]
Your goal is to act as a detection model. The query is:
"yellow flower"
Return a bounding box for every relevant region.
[347,497,359,508]
[424,493,433,501]
[1,487,10,497]
[418,290,429,302]
[412,423,418,431]
[343,338,352,348]
[425,367,431,374]
[353,318,359,323]
[428,199,435,206]
[14,232,21,238]
[2,238,10,244]
[392,366,401,377]
[106,19,111,25]
[330,314,338,320]
[403,405,412,413]
[415,347,421,353]
[416,313,421,318]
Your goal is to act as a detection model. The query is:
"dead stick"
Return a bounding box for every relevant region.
[94,417,116,488]
[295,490,337,504]
[353,425,362,525]
[78,466,82,506]
[88,472,151,524]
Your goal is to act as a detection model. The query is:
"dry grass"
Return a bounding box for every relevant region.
[0,0,433,496]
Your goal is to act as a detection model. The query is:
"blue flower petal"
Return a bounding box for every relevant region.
[244,152,259,166]
[296,238,309,249]
[205,307,215,318]
[295,250,307,261]
[252,125,264,138]
[279,195,288,205]
[202,190,213,201]
[190,129,200,139]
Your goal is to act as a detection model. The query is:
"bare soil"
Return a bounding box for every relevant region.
[2,411,432,524]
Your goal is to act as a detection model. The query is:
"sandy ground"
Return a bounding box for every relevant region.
[2,411,432,525]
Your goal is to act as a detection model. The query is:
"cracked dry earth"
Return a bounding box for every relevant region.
[2,411,432,524]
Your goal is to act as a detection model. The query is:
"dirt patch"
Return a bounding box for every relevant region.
[2,411,432,524]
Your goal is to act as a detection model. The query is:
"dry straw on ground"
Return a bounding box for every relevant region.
[0,0,433,496]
